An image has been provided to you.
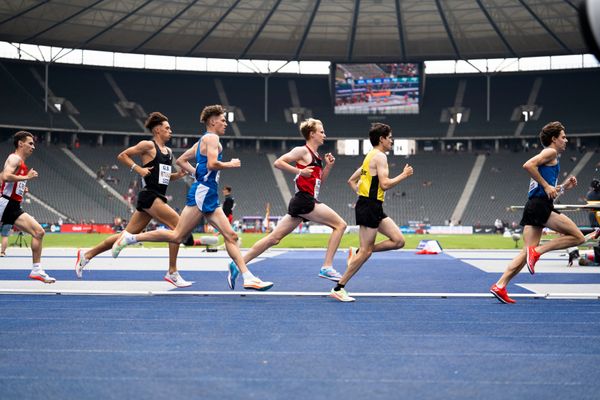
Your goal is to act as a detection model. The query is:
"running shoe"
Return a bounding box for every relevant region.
[490,284,515,304]
[243,277,273,291]
[29,269,56,284]
[227,261,239,290]
[164,272,192,288]
[75,249,89,279]
[329,288,355,302]
[318,267,342,282]
[111,231,131,258]
[526,246,540,275]
[567,247,580,267]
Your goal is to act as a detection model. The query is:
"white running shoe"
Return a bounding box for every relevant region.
[243,277,274,291]
[329,288,355,302]
[75,249,89,279]
[164,272,193,288]
[29,269,56,284]
[112,231,132,258]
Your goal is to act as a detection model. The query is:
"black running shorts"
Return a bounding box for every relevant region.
[136,190,167,212]
[287,191,317,218]
[519,196,560,227]
[0,197,24,225]
[355,196,387,229]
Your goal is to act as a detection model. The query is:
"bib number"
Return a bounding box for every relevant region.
[528,178,538,192]
[158,164,171,185]
[16,181,27,196]
[314,178,321,200]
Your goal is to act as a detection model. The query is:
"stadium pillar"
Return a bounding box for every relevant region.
[467,140,472,152]
[124,135,129,147]
[45,131,51,145]
[97,134,103,146]
[264,76,269,122]
[281,140,286,151]
[486,75,490,122]
[256,140,260,152]
[494,139,499,153]
[44,63,49,113]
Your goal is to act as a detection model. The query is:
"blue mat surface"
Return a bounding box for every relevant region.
[2,250,600,399]
[2,250,599,293]
[1,295,600,399]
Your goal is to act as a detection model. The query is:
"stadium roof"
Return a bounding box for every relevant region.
[0,0,587,62]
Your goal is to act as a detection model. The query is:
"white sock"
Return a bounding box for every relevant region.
[322,265,333,270]
[242,271,255,281]
[32,263,41,271]
[125,232,138,245]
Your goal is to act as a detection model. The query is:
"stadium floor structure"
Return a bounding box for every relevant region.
[2,248,600,399]
[1,247,600,299]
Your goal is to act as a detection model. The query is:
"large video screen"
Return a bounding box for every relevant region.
[334,63,421,114]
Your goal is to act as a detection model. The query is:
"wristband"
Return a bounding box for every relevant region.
[130,163,137,172]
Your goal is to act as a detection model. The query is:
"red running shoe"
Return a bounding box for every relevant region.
[490,284,515,304]
[526,246,540,275]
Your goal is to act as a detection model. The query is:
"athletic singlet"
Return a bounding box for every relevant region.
[294,145,322,199]
[140,141,172,196]
[195,133,222,189]
[528,161,560,199]
[358,149,385,202]
[1,157,27,202]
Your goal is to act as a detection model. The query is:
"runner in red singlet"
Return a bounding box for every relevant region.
[0,131,54,283]
[226,118,348,289]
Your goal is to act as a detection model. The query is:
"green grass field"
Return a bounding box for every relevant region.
[7,232,530,250]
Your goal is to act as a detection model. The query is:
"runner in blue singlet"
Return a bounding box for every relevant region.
[112,105,273,291]
[490,121,585,304]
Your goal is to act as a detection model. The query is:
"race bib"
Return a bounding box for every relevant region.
[16,180,27,196]
[158,164,171,185]
[314,178,321,200]
[528,178,538,192]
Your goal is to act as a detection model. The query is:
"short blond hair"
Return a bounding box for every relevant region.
[299,118,322,140]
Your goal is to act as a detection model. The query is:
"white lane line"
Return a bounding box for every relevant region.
[0,249,288,270]
[517,284,600,298]
[0,288,580,299]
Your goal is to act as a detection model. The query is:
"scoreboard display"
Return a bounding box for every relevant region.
[333,63,421,115]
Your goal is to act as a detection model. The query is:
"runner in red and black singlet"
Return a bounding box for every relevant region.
[226,118,348,289]
[0,131,54,283]
[293,145,322,198]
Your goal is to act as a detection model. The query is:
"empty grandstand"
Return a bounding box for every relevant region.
[0,57,598,228]
[2,59,600,140]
